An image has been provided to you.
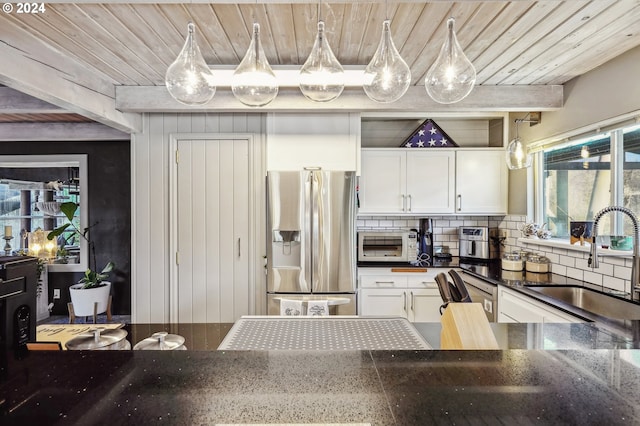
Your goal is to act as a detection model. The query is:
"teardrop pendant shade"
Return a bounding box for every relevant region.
[299,20,345,102]
[232,22,279,107]
[425,17,476,104]
[165,22,216,106]
[506,137,532,170]
[363,20,411,103]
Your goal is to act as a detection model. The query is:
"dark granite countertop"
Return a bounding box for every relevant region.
[3,257,639,424]
[458,261,640,345]
[2,346,640,424]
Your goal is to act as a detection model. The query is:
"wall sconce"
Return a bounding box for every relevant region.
[506,112,540,170]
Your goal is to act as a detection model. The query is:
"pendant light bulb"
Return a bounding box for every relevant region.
[232,22,279,107]
[506,120,532,170]
[363,20,411,103]
[425,17,476,104]
[165,22,216,106]
[299,20,345,102]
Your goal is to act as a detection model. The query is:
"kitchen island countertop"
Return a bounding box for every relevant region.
[3,317,640,424]
[2,343,639,425]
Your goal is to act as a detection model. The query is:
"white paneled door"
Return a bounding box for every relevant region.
[172,136,250,323]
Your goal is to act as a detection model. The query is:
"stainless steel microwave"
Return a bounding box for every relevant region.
[357,231,418,263]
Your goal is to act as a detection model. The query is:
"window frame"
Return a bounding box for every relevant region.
[0,154,88,272]
[534,123,640,238]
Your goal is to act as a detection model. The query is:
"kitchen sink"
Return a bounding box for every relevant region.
[525,285,640,320]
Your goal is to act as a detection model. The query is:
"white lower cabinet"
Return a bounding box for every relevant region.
[498,286,583,323]
[358,269,442,322]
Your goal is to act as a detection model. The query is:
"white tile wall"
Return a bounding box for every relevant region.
[357,215,503,257]
[498,215,634,294]
[358,213,634,295]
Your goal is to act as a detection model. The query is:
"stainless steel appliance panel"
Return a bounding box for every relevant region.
[357,230,418,263]
[459,226,498,260]
[267,170,356,297]
[312,171,357,293]
[459,270,498,322]
[267,171,308,293]
[267,294,357,316]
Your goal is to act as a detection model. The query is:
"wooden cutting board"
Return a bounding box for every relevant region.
[391,268,428,273]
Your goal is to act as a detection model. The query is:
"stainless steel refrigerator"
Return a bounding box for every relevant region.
[266,170,357,315]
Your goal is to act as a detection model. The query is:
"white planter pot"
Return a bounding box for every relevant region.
[69,281,111,317]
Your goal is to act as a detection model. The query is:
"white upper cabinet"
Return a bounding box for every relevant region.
[266,112,360,171]
[359,148,505,215]
[359,150,406,213]
[406,151,456,213]
[455,150,508,215]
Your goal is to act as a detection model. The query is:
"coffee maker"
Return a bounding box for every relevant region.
[418,218,434,265]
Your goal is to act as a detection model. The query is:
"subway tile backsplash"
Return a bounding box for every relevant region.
[357,215,504,257]
[357,214,634,295]
[498,214,634,295]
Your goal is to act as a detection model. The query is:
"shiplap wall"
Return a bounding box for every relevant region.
[132,113,266,323]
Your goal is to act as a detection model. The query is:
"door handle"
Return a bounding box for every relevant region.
[238,238,241,258]
[401,194,406,211]
[403,291,407,312]
[457,194,462,211]
[410,291,414,311]
[407,194,412,212]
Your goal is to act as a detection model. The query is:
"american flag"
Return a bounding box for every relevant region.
[401,119,458,148]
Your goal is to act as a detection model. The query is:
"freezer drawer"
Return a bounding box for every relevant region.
[267,294,357,316]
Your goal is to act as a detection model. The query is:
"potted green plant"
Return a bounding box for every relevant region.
[47,201,115,320]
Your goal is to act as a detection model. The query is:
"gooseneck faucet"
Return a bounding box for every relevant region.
[588,206,640,301]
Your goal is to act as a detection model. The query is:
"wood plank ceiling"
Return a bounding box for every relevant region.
[1,0,640,128]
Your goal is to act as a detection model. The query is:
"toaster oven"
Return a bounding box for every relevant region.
[357,231,418,263]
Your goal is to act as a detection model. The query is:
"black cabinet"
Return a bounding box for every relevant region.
[0,256,38,350]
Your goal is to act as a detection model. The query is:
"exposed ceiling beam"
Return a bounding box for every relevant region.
[0,22,141,134]
[0,122,129,141]
[116,85,563,113]
[0,87,66,114]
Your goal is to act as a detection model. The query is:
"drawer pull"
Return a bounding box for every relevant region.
[374,281,395,285]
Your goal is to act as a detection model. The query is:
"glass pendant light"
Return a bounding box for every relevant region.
[231,22,278,107]
[299,20,345,102]
[165,22,216,106]
[363,19,411,103]
[506,119,532,170]
[425,17,476,104]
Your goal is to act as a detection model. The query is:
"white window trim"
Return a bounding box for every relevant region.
[517,237,633,258]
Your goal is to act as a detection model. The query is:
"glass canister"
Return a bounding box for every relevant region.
[501,252,524,271]
[526,254,551,273]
